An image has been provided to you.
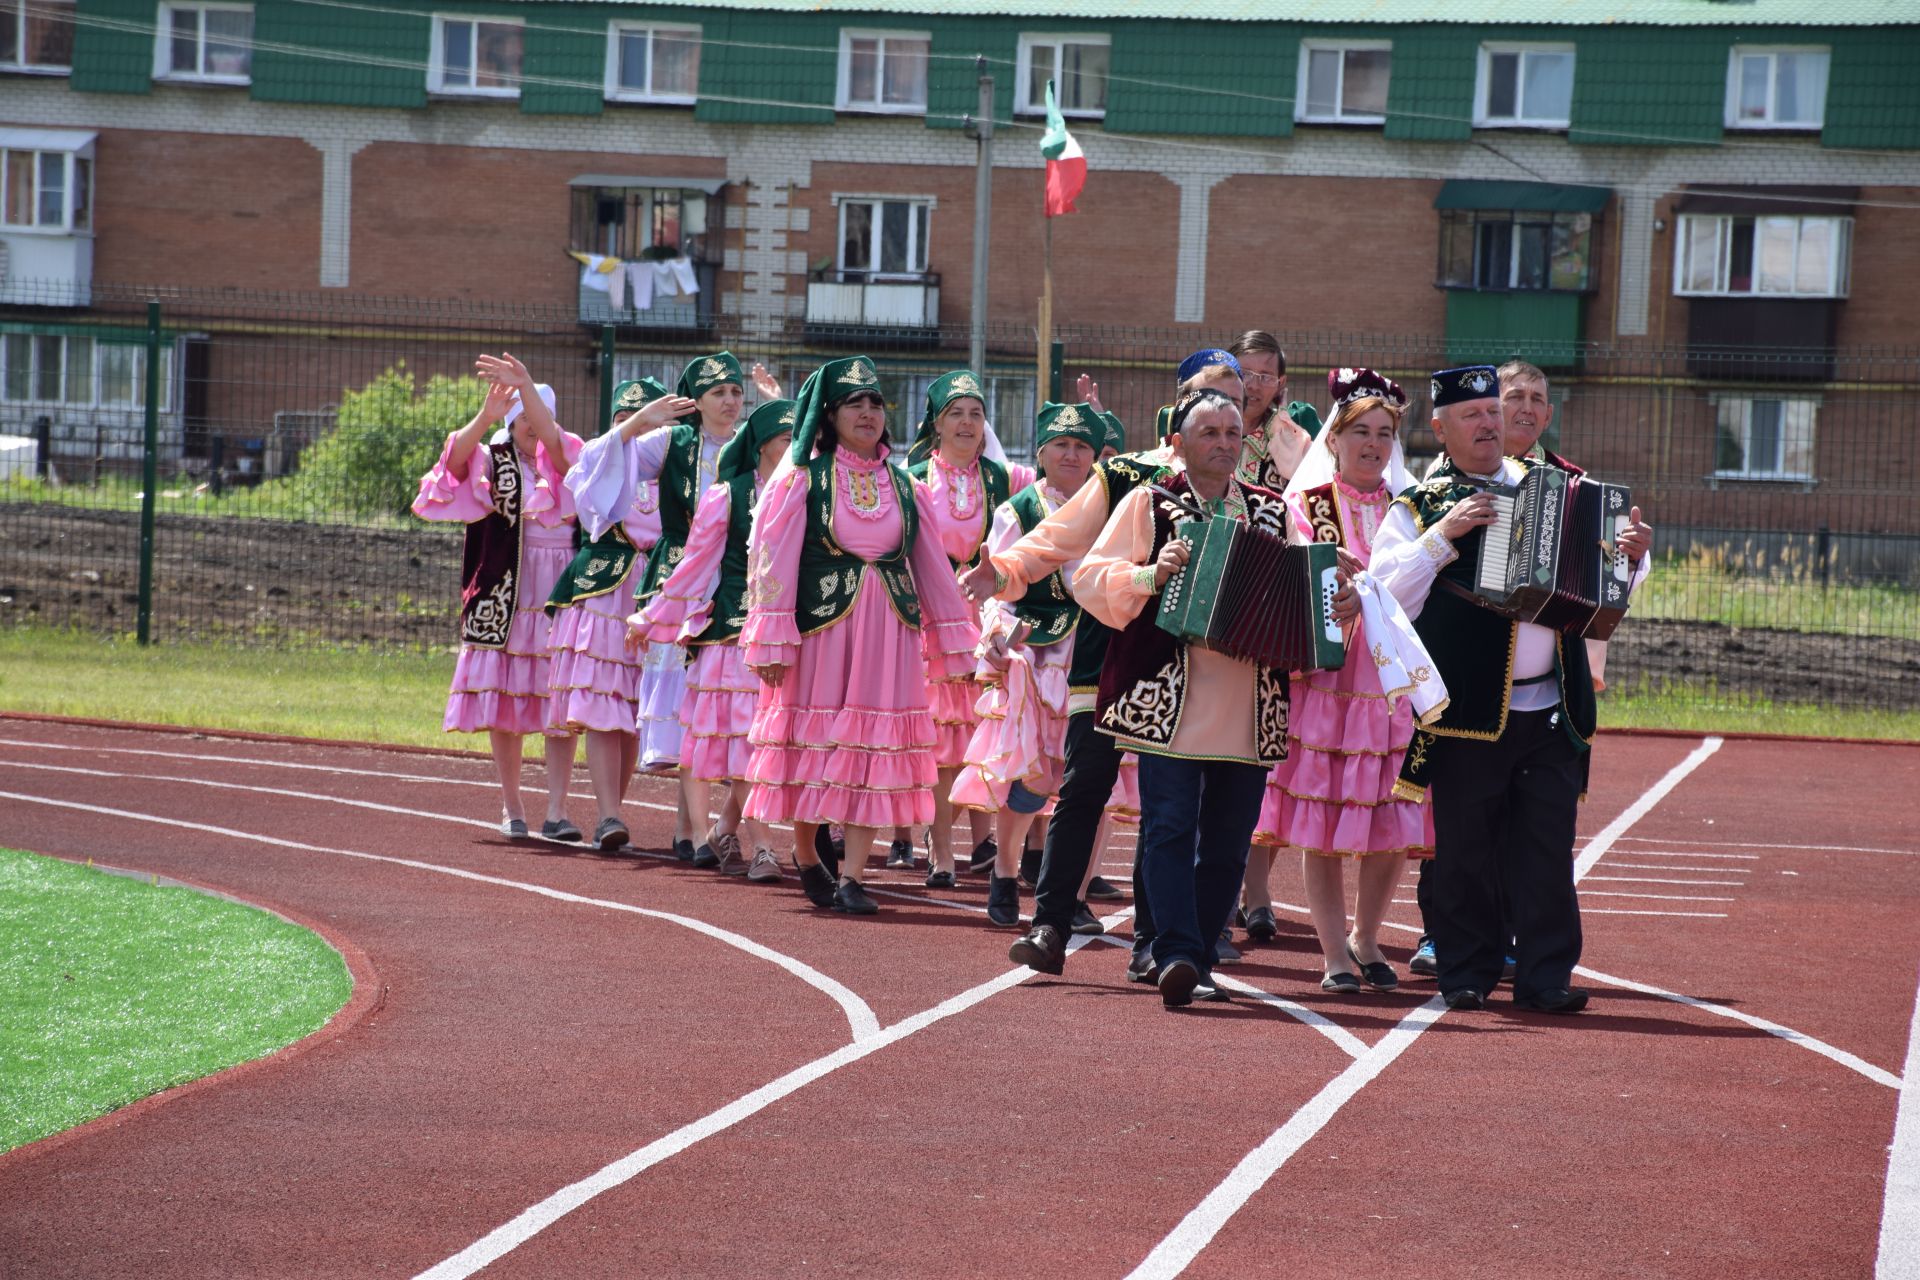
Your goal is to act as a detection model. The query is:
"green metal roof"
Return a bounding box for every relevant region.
[1435,180,1612,212]
[520,0,1920,26]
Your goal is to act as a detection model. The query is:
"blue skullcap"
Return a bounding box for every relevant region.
[1176,348,1242,384]
[1429,365,1500,408]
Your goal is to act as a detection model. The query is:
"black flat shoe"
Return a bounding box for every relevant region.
[967,838,999,875]
[1195,980,1231,1003]
[1126,952,1158,985]
[1009,925,1066,975]
[1158,958,1201,1008]
[884,839,915,870]
[811,825,841,878]
[1017,844,1043,886]
[1514,987,1589,1014]
[833,877,879,916]
[1244,906,1278,943]
[673,837,695,862]
[1321,971,1362,994]
[797,862,837,909]
[986,875,1022,928]
[924,869,957,890]
[1348,946,1399,992]
[1084,875,1123,901]
[691,841,720,869]
[1069,902,1104,936]
[1444,988,1487,1011]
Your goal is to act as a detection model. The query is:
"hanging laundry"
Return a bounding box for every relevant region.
[569,251,620,293]
[668,256,700,296]
[627,261,654,310]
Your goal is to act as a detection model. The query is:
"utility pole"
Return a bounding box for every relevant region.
[965,56,993,380]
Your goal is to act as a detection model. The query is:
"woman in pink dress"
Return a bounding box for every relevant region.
[742,356,979,915]
[628,398,795,881]
[412,353,582,840]
[1254,367,1438,995]
[904,371,1036,881]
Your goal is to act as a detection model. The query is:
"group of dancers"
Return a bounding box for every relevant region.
[415,333,1652,1013]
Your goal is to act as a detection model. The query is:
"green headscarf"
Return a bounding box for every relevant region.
[677,351,744,403]
[906,369,989,466]
[1031,402,1104,479]
[715,398,797,483]
[611,375,671,422]
[787,355,884,463]
[1284,399,1325,440]
[1097,410,1127,455]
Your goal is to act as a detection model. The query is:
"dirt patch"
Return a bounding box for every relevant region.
[5,502,1917,709]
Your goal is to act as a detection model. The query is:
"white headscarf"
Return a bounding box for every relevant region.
[488,383,558,445]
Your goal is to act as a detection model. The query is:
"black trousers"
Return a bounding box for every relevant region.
[1425,708,1584,1002]
[1032,712,1155,941]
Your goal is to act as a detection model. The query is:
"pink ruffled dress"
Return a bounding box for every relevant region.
[413,429,584,736]
[918,454,1036,768]
[743,448,979,828]
[631,481,760,783]
[545,466,663,737]
[1254,478,1435,858]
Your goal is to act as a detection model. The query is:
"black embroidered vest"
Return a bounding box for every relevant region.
[457,441,523,649]
[1064,449,1176,696]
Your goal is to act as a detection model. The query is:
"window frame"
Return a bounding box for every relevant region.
[1014,32,1110,119]
[1295,39,1393,125]
[1672,213,1852,299]
[1710,393,1819,484]
[428,13,525,99]
[1435,208,1596,294]
[1474,42,1575,130]
[1724,46,1830,130]
[0,0,75,74]
[835,28,931,115]
[569,184,712,262]
[832,194,934,281]
[602,21,700,105]
[0,143,93,234]
[153,1,253,85]
[0,332,177,411]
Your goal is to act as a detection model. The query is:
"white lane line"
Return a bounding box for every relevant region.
[1598,862,1754,874]
[0,789,881,1043]
[1601,850,1761,861]
[1206,976,1371,1061]
[1391,898,1727,918]
[1877,965,1920,1278]
[1611,835,1917,858]
[1576,964,1901,1092]
[1128,736,1725,1280]
[415,911,1130,1280]
[1582,874,1747,886]
[1580,890,1736,902]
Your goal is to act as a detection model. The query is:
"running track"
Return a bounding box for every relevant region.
[0,716,1916,1279]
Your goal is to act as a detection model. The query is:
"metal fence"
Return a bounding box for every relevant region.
[2,283,1916,714]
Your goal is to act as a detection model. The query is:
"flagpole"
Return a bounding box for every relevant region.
[1038,213,1052,411]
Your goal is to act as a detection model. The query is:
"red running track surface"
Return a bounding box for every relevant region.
[0,717,1913,1279]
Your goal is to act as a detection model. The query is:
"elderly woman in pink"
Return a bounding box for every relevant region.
[742,356,978,916]
[904,371,1036,882]
[413,352,582,840]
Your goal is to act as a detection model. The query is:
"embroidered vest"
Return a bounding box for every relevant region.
[1297,483,1345,548]
[1065,449,1177,694]
[909,455,1012,569]
[1093,473,1293,765]
[457,441,523,649]
[545,524,638,615]
[1391,457,1596,800]
[637,423,704,602]
[692,470,757,647]
[1006,484,1079,648]
[794,454,924,635]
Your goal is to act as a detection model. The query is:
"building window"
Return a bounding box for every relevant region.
[1437,210,1594,292]
[837,30,929,114]
[1297,41,1391,124]
[1475,44,1574,128]
[0,333,174,409]
[570,186,710,262]
[154,2,252,83]
[1726,48,1828,129]
[1016,34,1108,117]
[604,23,699,103]
[1713,396,1816,481]
[1,147,91,232]
[0,0,74,72]
[836,197,931,279]
[430,15,522,97]
[1675,214,1851,298]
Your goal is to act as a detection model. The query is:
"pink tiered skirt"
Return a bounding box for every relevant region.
[745,581,940,828]
[950,653,1066,815]
[544,584,643,735]
[1253,661,1434,858]
[443,537,573,736]
[680,641,757,782]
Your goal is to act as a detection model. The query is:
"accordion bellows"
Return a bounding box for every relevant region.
[1156,519,1346,672]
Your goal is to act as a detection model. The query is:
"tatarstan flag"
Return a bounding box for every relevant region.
[1040,79,1085,217]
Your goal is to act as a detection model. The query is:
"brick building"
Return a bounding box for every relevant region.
[1,0,1917,535]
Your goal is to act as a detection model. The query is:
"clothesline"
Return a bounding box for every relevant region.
[569,252,701,310]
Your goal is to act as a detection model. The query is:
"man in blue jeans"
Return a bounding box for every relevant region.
[1072,389,1355,1006]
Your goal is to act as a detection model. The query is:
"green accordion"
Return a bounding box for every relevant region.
[1156,519,1346,672]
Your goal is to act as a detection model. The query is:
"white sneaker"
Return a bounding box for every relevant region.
[746,847,784,883]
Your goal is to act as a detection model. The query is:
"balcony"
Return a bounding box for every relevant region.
[1685,298,1839,382]
[804,271,940,345]
[0,233,93,308]
[577,257,717,331]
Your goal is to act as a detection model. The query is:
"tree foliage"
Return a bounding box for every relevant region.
[295,363,482,517]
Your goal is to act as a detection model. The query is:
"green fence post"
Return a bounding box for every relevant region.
[136,298,161,645]
[598,324,616,438]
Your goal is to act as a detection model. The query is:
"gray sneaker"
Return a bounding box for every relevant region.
[746,847,784,883]
[715,831,747,876]
[593,816,628,851]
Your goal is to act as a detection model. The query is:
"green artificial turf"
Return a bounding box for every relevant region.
[0,849,354,1153]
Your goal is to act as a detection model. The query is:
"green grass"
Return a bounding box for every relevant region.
[0,474,429,528]
[0,848,354,1152]
[1598,677,1920,740]
[1638,548,1919,639]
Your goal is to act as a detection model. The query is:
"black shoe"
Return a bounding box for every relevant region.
[797,862,837,909]
[1321,971,1362,994]
[1443,988,1487,1011]
[986,875,1021,928]
[1195,980,1231,1003]
[1514,986,1589,1014]
[1017,844,1043,886]
[1084,875,1123,901]
[1243,906,1278,943]
[812,825,842,879]
[1009,924,1066,975]
[1214,933,1242,965]
[967,838,999,875]
[1158,958,1201,1008]
[885,839,915,870]
[1348,946,1399,992]
[673,837,695,862]
[691,841,720,869]
[924,869,956,890]
[1410,937,1439,977]
[1069,902,1104,936]
[833,877,879,916]
[1126,952,1158,985]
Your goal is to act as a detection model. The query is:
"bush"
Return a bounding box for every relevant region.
[294,364,483,518]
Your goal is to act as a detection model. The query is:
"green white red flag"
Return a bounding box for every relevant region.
[1040,79,1085,217]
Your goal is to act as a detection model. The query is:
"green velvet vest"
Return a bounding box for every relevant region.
[1065,449,1176,694]
[1007,484,1080,648]
[795,453,924,635]
[637,423,702,603]
[908,455,1012,569]
[692,470,757,647]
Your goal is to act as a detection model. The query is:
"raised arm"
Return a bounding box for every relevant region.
[1069,487,1175,633]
